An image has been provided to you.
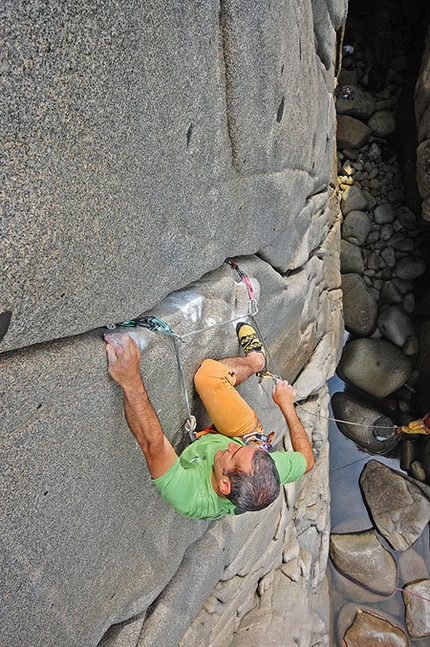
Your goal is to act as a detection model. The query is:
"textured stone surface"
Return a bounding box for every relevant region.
[340,240,364,275]
[342,210,372,245]
[359,460,430,551]
[336,85,376,119]
[377,306,415,348]
[403,579,430,638]
[331,392,399,454]
[337,115,372,149]
[1,253,341,647]
[343,609,408,647]
[1,1,344,645]
[1,0,335,353]
[337,338,412,399]
[341,273,378,337]
[329,529,397,595]
[340,185,369,215]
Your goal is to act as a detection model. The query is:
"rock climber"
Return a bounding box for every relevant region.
[105,323,314,521]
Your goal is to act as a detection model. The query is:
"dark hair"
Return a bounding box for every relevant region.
[225,451,280,511]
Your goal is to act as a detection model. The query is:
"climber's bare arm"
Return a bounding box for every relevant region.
[105,334,178,478]
[272,380,315,473]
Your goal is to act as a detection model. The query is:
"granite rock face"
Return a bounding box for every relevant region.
[1,0,337,353]
[1,1,346,646]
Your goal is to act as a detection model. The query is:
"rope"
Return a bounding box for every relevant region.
[295,403,397,432]
[394,586,430,604]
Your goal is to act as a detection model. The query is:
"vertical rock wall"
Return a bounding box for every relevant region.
[1,1,346,645]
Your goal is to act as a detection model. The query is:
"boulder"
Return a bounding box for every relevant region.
[403,580,430,638]
[380,281,403,305]
[337,338,412,399]
[329,529,397,595]
[340,240,364,274]
[395,257,427,280]
[341,274,378,338]
[337,115,372,149]
[373,202,394,224]
[368,110,397,137]
[377,306,415,348]
[341,210,372,245]
[336,85,376,119]
[359,461,430,551]
[340,185,369,215]
[331,392,399,454]
[343,609,408,647]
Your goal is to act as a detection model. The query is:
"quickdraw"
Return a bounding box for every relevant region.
[106,315,196,439]
[226,258,281,381]
[106,316,183,340]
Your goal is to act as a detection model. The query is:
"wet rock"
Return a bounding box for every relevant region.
[341,274,378,337]
[331,392,399,454]
[395,256,427,280]
[336,85,376,119]
[374,202,394,224]
[359,461,430,551]
[368,110,397,137]
[342,210,372,245]
[337,339,412,399]
[340,185,369,215]
[337,115,372,149]
[403,580,430,638]
[340,240,364,274]
[377,306,415,347]
[343,609,408,647]
[330,529,397,595]
[398,548,429,584]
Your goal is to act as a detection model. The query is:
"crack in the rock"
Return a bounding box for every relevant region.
[219,0,238,172]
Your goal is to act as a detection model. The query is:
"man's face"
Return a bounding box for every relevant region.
[213,442,258,481]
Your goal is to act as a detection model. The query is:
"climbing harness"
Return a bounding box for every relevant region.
[193,425,275,452]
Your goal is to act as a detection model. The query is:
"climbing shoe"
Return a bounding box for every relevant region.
[236,322,267,379]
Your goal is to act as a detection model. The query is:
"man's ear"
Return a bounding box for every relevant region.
[219,475,231,496]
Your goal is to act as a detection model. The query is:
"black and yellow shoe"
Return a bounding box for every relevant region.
[236,322,267,378]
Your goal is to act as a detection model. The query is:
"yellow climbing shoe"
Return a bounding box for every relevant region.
[236,322,267,378]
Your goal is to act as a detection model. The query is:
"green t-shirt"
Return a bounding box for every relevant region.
[152,434,307,521]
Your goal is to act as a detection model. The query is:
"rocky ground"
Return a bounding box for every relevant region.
[328,19,430,645]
